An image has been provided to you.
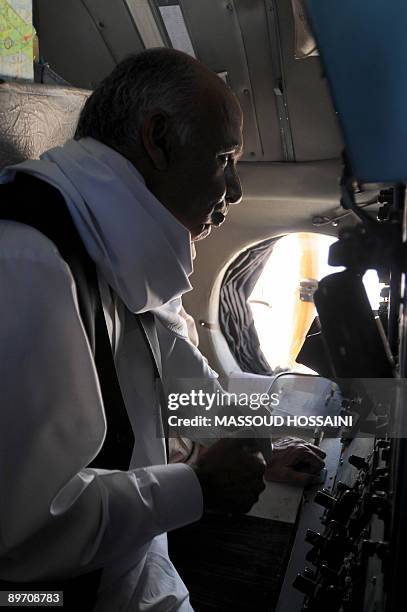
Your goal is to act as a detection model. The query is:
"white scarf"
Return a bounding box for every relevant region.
[0,138,193,336]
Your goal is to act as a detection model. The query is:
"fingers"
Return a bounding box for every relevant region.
[221,438,267,476]
[307,443,326,459]
[289,444,325,473]
[274,437,326,459]
[291,458,323,475]
[197,437,267,515]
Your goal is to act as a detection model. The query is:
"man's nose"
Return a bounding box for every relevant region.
[225,166,243,205]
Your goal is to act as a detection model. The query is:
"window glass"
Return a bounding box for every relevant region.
[248,233,383,372]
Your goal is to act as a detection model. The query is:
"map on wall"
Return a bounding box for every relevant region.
[0,0,33,81]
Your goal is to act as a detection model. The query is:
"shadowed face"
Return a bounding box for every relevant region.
[166,89,244,241]
[140,79,244,241]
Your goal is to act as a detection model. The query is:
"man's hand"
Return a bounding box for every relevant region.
[265,437,326,485]
[193,439,266,514]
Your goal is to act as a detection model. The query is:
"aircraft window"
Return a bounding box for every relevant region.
[248,232,383,373]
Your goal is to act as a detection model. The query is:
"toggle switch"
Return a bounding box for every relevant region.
[293,574,318,598]
[348,455,369,470]
[306,530,327,548]
[315,490,336,510]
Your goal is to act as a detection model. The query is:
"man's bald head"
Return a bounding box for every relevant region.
[75,48,239,153]
[76,48,243,240]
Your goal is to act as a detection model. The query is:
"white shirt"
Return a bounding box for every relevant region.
[0,139,216,610]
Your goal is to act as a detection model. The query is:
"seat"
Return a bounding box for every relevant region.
[0,81,90,171]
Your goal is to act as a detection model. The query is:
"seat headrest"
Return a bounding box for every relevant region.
[0,81,90,171]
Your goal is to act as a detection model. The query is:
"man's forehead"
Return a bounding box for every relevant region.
[191,78,243,147]
[218,108,244,152]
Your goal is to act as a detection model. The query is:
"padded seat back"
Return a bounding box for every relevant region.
[0,81,90,171]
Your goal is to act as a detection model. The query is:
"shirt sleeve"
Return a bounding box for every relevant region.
[155,314,275,443]
[0,223,202,582]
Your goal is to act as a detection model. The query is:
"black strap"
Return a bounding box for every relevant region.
[87,287,135,469]
[1,173,135,470]
[0,173,141,608]
[138,312,169,456]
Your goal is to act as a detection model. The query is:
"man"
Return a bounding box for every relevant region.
[0,49,324,610]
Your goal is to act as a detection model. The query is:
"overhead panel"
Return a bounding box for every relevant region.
[33,0,145,89]
[276,0,342,161]
[34,0,115,88]
[81,0,144,61]
[235,0,288,160]
[178,0,273,162]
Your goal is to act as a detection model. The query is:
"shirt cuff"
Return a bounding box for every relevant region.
[144,463,203,532]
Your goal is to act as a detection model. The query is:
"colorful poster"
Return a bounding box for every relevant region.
[0,0,33,81]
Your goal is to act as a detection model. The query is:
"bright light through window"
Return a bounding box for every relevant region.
[248,233,384,372]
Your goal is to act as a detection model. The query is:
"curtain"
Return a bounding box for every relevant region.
[219,238,276,374]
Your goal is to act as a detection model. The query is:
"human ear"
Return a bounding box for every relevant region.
[141,111,171,170]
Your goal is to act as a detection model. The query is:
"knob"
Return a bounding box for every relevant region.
[372,474,389,490]
[381,447,391,462]
[332,490,359,522]
[336,481,351,493]
[319,584,344,608]
[376,440,390,449]
[374,467,388,477]
[320,564,339,584]
[366,491,389,517]
[293,574,318,597]
[305,547,319,564]
[348,455,369,470]
[305,530,327,548]
[303,567,316,579]
[328,520,348,537]
[362,539,389,560]
[315,490,336,510]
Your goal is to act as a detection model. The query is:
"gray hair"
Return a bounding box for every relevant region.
[75,48,205,150]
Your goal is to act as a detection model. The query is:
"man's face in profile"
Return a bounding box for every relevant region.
[150,88,244,242]
[177,96,243,241]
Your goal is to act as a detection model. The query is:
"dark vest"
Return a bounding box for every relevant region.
[0,172,154,610]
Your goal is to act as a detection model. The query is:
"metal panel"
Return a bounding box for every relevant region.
[276,0,342,161]
[275,438,342,612]
[264,0,295,161]
[124,0,165,48]
[235,0,285,160]
[82,0,145,60]
[179,0,268,161]
[34,0,114,88]
[34,0,144,89]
